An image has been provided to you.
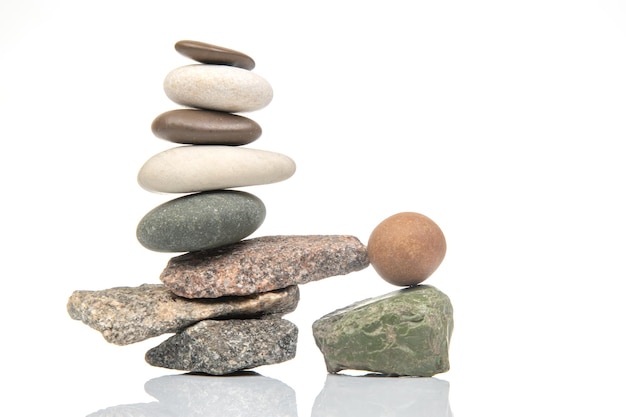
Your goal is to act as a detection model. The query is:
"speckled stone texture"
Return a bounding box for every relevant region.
[145,318,298,375]
[160,235,370,298]
[136,190,266,253]
[67,284,298,345]
[312,285,453,377]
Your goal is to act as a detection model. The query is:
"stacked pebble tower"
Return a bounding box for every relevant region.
[67,41,453,378]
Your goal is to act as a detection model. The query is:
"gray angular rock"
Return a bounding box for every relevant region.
[67,284,298,345]
[312,285,453,377]
[160,235,370,298]
[145,318,298,374]
[136,190,266,253]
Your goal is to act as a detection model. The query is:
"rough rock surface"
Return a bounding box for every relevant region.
[136,190,265,253]
[160,235,370,298]
[145,318,298,375]
[67,284,298,345]
[312,285,453,377]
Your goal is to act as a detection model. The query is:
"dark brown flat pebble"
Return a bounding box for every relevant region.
[175,40,256,70]
[151,109,262,145]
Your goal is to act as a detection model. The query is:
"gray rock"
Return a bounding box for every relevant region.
[136,190,265,253]
[67,284,298,345]
[145,318,298,374]
[160,235,369,298]
[312,285,453,377]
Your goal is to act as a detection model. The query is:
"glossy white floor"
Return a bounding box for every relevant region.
[2,1,625,415]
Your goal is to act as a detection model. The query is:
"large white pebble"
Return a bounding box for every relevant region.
[164,64,273,112]
[138,145,296,193]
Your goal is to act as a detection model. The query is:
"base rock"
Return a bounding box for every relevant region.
[312,285,453,377]
[145,318,298,375]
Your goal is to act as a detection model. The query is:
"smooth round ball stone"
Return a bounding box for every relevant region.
[164,64,273,113]
[136,190,266,253]
[151,109,262,145]
[137,145,296,194]
[175,40,256,70]
[367,212,447,286]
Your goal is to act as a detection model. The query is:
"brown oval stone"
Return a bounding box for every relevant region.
[151,109,262,145]
[367,212,446,286]
[175,40,255,70]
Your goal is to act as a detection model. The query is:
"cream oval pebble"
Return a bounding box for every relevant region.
[164,64,273,113]
[138,145,296,193]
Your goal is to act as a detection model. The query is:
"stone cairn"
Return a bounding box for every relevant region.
[67,41,453,377]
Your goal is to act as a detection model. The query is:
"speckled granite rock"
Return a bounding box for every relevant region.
[160,235,370,298]
[312,285,453,377]
[67,284,299,345]
[145,318,298,375]
[136,190,265,253]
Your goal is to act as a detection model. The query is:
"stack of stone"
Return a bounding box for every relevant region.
[67,41,371,375]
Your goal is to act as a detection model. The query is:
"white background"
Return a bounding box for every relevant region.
[2,0,625,415]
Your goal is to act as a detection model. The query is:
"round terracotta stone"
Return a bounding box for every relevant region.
[367,212,446,286]
[175,40,256,70]
[151,109,262,145]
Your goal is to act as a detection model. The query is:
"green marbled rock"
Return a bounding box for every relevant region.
[137,190,265,252]
[312,285,453,377]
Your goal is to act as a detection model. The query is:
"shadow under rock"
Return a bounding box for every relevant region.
[312,373,453,417]
[87,371,298,417]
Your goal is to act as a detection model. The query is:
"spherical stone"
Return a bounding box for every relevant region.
[367,212,446,286]
[174,40,256,70]
[164,64,273,113]
[151,109,262,145]
[136,190,266,253]
[137,145,296,194]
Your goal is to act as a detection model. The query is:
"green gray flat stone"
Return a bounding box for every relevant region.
[312,285,453,377]
[136,190,265,253]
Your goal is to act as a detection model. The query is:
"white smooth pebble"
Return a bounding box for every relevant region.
[138,145,296,193]
[164,64,273,112]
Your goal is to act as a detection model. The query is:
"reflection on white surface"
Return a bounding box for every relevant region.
[87,372,298,417]
[312,374,453,417]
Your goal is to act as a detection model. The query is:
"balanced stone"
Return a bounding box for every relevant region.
[175,40,256,70]
[368,212,447,287]
[160,235,370,298]
[67,284,299,345]
[164,64,273,113]
[136,190,265,253]
[145,318,298,375]
[151,109,262,145]
[312,285,453,377]
[137,145,296,193]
